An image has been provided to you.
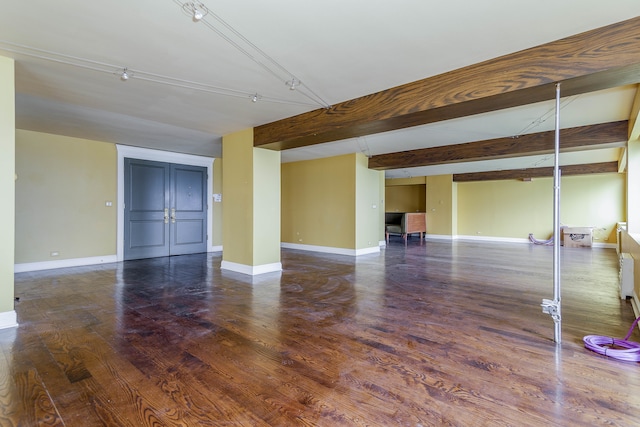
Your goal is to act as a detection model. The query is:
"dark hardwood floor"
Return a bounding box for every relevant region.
[2,240,639,426]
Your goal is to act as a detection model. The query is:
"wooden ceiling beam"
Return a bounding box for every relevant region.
[453,162,619,182]
[255,17,640,151]
[368,121,627,170]
[618,147,628,173]
[628,84,640,142]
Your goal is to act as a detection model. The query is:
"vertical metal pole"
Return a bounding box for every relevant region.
[552,83,562,344]
[542,83,562,343]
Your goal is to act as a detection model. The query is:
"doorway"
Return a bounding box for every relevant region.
[123,158,207,260]
[116,145,214,262]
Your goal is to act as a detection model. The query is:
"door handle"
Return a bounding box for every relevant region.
[171,208,176,224]
[164,208,169,224]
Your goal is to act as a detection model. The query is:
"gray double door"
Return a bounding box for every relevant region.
[124,158,207,260]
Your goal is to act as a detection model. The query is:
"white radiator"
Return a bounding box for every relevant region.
[619,253,634,299]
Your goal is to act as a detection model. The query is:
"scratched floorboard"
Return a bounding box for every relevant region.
[2,240,639,426]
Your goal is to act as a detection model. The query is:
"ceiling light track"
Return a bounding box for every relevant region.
[175,0,331,109]
[0,40,317,108]
[515,95,579,137]
[0,40,119,74]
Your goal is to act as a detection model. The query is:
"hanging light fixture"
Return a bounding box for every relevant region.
[182,1,209,22]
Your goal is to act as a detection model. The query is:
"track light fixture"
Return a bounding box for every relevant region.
[251,93,261,103]
[0,40,319,107]
[173,0,331,107]
[182,1,209,22]
[286,78,300,91]
[120,67,131,81]
[173,0,330,107]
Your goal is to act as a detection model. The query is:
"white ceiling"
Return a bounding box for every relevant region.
[1,1,639,178]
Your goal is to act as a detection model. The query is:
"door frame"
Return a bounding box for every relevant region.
[116,145,214,262]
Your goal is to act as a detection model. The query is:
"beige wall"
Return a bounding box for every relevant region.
[252,148,281,265]
[222,129,280,268]
[620,231,640,299]
[282,154,356,249]
[378,171,386,243]
[15,130,117,263]
[386,177,426,186]
[629,139,640,234]
[355,154,384,249]
[385,185,426,213]
[457,173,625,243]
[282,153,382,250]
[0,56,15,314]
[622,137,639,301]
[11,127,627,263]
[426,175,456,236]
[222,129,254,265]
[15,130,221,264]
[212,158,223,247]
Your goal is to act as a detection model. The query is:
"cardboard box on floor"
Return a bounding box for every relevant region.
[563,227,593,248]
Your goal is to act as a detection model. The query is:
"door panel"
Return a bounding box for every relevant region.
[129,163,167,211]
[174,220,205,245]
[124,159,170,260]
[124,158,207,260]
[169,164,207,255]
[129,221,167,248]
[174,168,204,211]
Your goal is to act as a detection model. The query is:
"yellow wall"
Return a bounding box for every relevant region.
[0,56,15,314]
[386,177,426,186]
[222,129,280,267]
[385,185,426,213]
[222,129,254,265]
[15,130,117,263]
[457,174,625,242]
[629,139,640,234]
[15,130,221,264]
[282,154,356,248]
[355,154,384,249]
[253,148,281,265]
[622,138,639,301]
[282,153,382,250]
[426,175,455,236]
[212,158,223,247]
[620,231,640,299]
[378,171,386,242]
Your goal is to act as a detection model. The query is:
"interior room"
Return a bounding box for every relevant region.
[2,1,640,425]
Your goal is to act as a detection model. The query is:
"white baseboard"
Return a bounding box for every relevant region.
[425,234,455,241]
[593,242,617,249]
[355,246,381,256]
[446,235,617,249]
[220,260,282,276]
[15,255,118,273]
[632,292,639,319]
[379,240,386,247]
[281,242,380,257]
[0,311,18,329]
[210,245,223,252]
[456,235,531,244]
